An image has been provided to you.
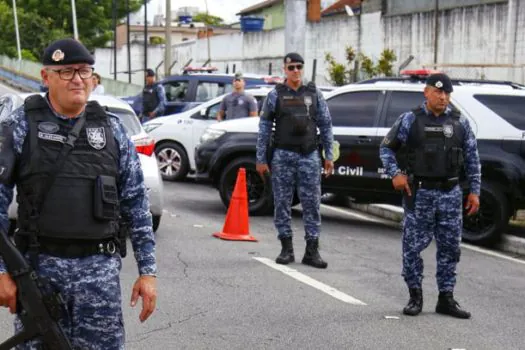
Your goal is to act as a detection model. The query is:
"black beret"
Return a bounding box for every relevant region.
[42,38,94,66]
[426,73,453,93]
[283,52,304,64]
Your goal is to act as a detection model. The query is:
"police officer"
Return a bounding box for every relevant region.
[141,68,166,123]
[379,73,481,319]
[256,52,334,269]
[217,72,258,121]
[0,38,157,348]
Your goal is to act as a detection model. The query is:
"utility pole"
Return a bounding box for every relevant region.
[112,0,117,80]
[144,0,148,83]
[204,0,211,63]
[165,0,172,77]
[433,0,439,66]
[71,0,79,40]
[127,0,131,83]
[12,0,22,61]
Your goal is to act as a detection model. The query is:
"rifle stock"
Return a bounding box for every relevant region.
[0,231,73,350]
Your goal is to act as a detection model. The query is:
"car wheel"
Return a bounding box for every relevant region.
[155,142,189,181]
[219,156,273,216]
[152,215,161,233]
[462,182,509,245]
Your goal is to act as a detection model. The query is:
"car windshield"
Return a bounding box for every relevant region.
[108,108,143,136]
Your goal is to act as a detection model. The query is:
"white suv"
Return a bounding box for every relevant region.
[143,87,274,181]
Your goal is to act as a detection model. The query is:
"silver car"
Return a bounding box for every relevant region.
[0,92,164,232]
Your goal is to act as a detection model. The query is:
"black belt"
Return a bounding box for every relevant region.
[15,236,120,258]
[413,177,459,191]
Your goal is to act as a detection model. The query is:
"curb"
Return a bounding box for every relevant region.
[349,203,525,257]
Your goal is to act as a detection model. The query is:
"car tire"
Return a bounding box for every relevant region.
[219,156,273,216]
[462,181,509,245]
[155,142,189,181]
[152,215,161,233]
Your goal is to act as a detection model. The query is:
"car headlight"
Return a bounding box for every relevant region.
[200,129,226,144]
[143,123,162,133]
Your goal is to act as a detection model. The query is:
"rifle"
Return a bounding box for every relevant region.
[0,230,73,350]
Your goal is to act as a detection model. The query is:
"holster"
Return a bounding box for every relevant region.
[117,221,129,258]
[404,176,417,211]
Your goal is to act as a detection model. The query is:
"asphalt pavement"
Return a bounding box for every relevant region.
[1,82,525,349]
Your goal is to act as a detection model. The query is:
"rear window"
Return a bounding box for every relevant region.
[110,109,142,136]
[473,94,525,130]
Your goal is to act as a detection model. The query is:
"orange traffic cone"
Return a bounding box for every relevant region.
[213,168,258,242]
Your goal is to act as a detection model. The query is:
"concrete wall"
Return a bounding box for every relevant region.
[6,0,520,91]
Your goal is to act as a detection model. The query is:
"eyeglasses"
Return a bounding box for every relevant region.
[287,64,303,71]
[48,67,94,81]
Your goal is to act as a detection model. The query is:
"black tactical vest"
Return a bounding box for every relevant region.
[16,95,120,241]
[142,83,160,114]
[273,82,319,154]
[405,107,464,178]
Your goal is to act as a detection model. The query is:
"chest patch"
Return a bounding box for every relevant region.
[443,124,454,138]
[86,127,106,150]
[38,131,66,143]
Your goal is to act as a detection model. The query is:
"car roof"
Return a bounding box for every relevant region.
[16,92,137,114]
[162,73,282,84]
[324,80,525,99]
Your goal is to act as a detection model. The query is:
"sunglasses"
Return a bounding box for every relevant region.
[287,64,303,71]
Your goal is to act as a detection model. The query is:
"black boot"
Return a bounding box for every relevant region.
[435,292,471,319]
[276,236,294,265]
[403,288,423,316]
[301,239,328,269]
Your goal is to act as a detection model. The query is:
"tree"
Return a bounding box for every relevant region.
[192,12,224,26]
[0,2,68,61]
[0,0,147,60]
[324,46,398,86]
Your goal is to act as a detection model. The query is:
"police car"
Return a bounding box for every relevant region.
[194,70,525,245]
[121,67,282,116]
[0,92,165,233]
[143,87,274,181]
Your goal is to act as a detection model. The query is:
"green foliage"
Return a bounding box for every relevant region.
[150,36,165,45]
[193,12,225,26]
[0,0,146,60]
[325,45,398,86]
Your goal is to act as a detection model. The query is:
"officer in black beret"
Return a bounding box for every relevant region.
[256,52,334,269]
[379,72,481,319]
[0,38,157,347]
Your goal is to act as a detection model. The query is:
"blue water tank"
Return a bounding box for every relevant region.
[240,16,265,32]
[179,15,192,24]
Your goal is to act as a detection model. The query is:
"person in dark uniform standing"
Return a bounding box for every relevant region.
[141,68,166,123]
[379,73,481,319]
[0,38,157,348]
[256,52,334,269]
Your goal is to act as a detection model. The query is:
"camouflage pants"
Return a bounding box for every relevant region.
[14,254,124,350]
[271,148,322,241]
[402,185,463,292]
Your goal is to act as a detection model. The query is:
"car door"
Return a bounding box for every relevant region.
[323,89,385,190]
[189,101,222,160]
[376,90,426,192]
[163,79,191,115]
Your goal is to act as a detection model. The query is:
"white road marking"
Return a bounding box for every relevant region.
[460,243,525,265]
[322,203,525,266]
[253,257,367,305]
[320,204,386,223]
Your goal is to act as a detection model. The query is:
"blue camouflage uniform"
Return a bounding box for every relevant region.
[0,96,156,349]
[379,102,481,292]
[256,83,333,241]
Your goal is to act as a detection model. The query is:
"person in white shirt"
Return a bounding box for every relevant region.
[92,72,105,94]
